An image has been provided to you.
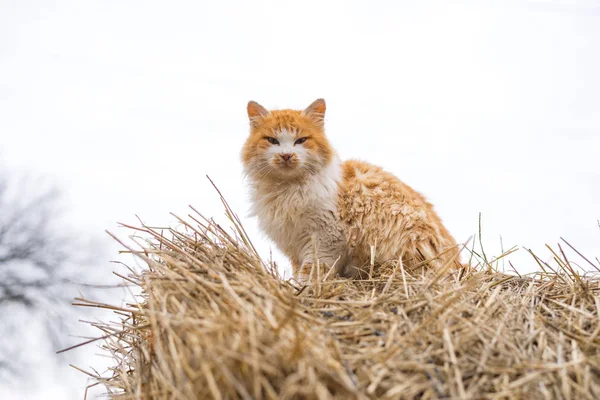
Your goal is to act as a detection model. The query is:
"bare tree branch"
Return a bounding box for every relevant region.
[0,168,97,377]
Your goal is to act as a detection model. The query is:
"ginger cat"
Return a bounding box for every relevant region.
[241,99,459,281]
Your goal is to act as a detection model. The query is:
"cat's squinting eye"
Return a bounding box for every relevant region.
[266,137,279,145]
[294,137,308,145]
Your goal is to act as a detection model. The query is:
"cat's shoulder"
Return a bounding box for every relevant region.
[340,159,400,186]
[339,159,426,202]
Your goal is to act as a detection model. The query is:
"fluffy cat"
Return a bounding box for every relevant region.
[241,98,460,281]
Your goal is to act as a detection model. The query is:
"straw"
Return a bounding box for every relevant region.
[67,191,600,399]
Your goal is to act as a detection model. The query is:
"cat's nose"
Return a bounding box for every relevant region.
[280,153,293,161]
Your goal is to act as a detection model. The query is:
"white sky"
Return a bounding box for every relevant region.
[1,1,599,398]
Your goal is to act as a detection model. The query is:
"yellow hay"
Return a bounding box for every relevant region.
[71,192,600,399]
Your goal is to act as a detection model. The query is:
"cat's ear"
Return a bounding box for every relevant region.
[247,101,269,127]
[302,98,326,126]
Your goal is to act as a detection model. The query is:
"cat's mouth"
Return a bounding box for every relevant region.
[274,159,298,169]
[270,160,304,177]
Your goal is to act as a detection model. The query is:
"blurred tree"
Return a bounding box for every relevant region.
[0,174,67,308]
[0,168,104,381]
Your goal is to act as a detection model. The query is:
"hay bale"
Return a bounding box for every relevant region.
[74,196,600,399]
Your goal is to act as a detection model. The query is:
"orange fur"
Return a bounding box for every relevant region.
[338,160,459,276]
[241,99,459,281]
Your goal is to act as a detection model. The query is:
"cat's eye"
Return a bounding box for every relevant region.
[266,137,279,145]
[294,137,308,145]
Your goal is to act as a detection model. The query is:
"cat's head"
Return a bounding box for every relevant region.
[241,99,334,182]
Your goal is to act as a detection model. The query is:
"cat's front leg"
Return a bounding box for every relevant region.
[292,228,349,283]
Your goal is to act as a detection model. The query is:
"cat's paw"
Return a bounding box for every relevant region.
[294,273,310,285]
[294,263,314,284]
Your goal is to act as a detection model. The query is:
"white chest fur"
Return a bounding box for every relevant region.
[249,160,345,264]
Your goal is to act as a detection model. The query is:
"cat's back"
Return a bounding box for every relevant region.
[338,159,430,210]
[338,159,456,265]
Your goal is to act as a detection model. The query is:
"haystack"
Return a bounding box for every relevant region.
[71,190,600,399]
